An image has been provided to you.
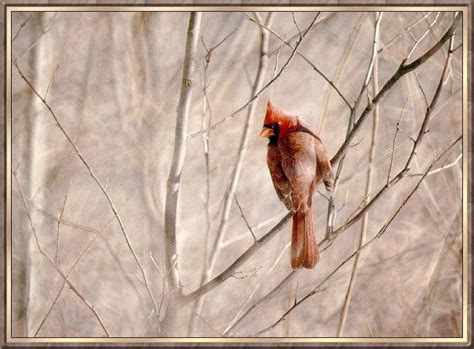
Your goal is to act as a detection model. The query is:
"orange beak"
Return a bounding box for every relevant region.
[260,127,275,137]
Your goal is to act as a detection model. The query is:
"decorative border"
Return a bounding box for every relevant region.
[4,5,470,344]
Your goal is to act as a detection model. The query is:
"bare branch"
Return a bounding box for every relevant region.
[378,12,432,54]
[256,154,444,336]
[44,64,59,100]
[13,172,111,337]
[209,11,275,268]
[272,40,284,80]
[291,12,302,40]
[13,59,160,332]
[55,191,68,266]
[325,12,383,239]
[188,12,322,139]
[234,194,257,243]
[387,98,408,185]
[413,70,429,108]
[317,13,367,133]
[246,12,351,110]
[149,252,167,325]
[406,12,440,61]
[330,12,461,166]
[182,212,292,305]
[34,199,128,337]
[233,31,460,331]
[354,12,384,107]
[164,10,202,295]
[404,31,456,171]
[223,242,291,336]
[202,28,237,63]
[161,12,202,335]
[188,13,275,330]
[225,270,299,336]
[410,153,462,177]
[12,12,36,42]
[337,14,381,335]
[15,13,58,59]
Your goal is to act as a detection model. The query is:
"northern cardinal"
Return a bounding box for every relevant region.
[260,100,333,269]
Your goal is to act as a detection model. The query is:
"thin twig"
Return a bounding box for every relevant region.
[226,270,299,336]
[406,12,441,61]
[387,98,408,185]
[16,13,58,59]
[234,194,257,243]
[55,191,68,266]
[149,252,167,326]
[256,154,444,336]
[188,32,219,336]
[12,12,35,42]
[378,12,432,54]
[13,59,160,333]
[291,12,302,40]
[265,13,336,58]
[13,172,111,337]
[223,242,290,336]
[325,12,383,239]
[410,153,462,177]
[413,70,429,108]
[188,26,236,337]
[183,17,460,311]
[44,64,59,101]
[246,13,351,110]
[317,14,367,133]
[34,199,128,337]
[187,305,222,336]
[330,12,460,166]
[336,86,460,187]
[272,40,284,80]
[234,31,460,333]
[188,12,324,139]
[324,135,461,252]
[202,28,237,63]
[337,18,381,334]
[182,211,292,305]
[189,12,275,332]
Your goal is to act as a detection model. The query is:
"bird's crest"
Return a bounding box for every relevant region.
[264,99,292,125]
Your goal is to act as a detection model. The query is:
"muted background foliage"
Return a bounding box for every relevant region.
[10,9,464,338]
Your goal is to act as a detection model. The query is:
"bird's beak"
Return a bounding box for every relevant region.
[260,127,274,137]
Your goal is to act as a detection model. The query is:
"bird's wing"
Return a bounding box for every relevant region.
[267,143,292,209]
[279,132,317,212]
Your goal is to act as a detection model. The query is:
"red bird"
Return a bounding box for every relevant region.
[260,100,333,269]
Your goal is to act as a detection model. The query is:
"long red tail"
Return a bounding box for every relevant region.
[291,208,319,269]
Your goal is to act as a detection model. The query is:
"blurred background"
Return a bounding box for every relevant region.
[11,10,463,337]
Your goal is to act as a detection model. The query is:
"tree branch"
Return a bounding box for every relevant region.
[337,13,382,336]
[330,12,461,166]
[187,12,321,139]
[245,12,351,110]
[162,11,202,335]
[33,198,128,337]
[181,211,292,305]
[13,59,160,333]
[325,11,383,239]
[255,150,449,336]
[225,30,460,334]
[13,172,111,337]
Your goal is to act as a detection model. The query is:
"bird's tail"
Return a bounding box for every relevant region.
[291,208,319,269]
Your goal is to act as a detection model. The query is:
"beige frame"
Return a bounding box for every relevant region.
[4,5,470,344]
